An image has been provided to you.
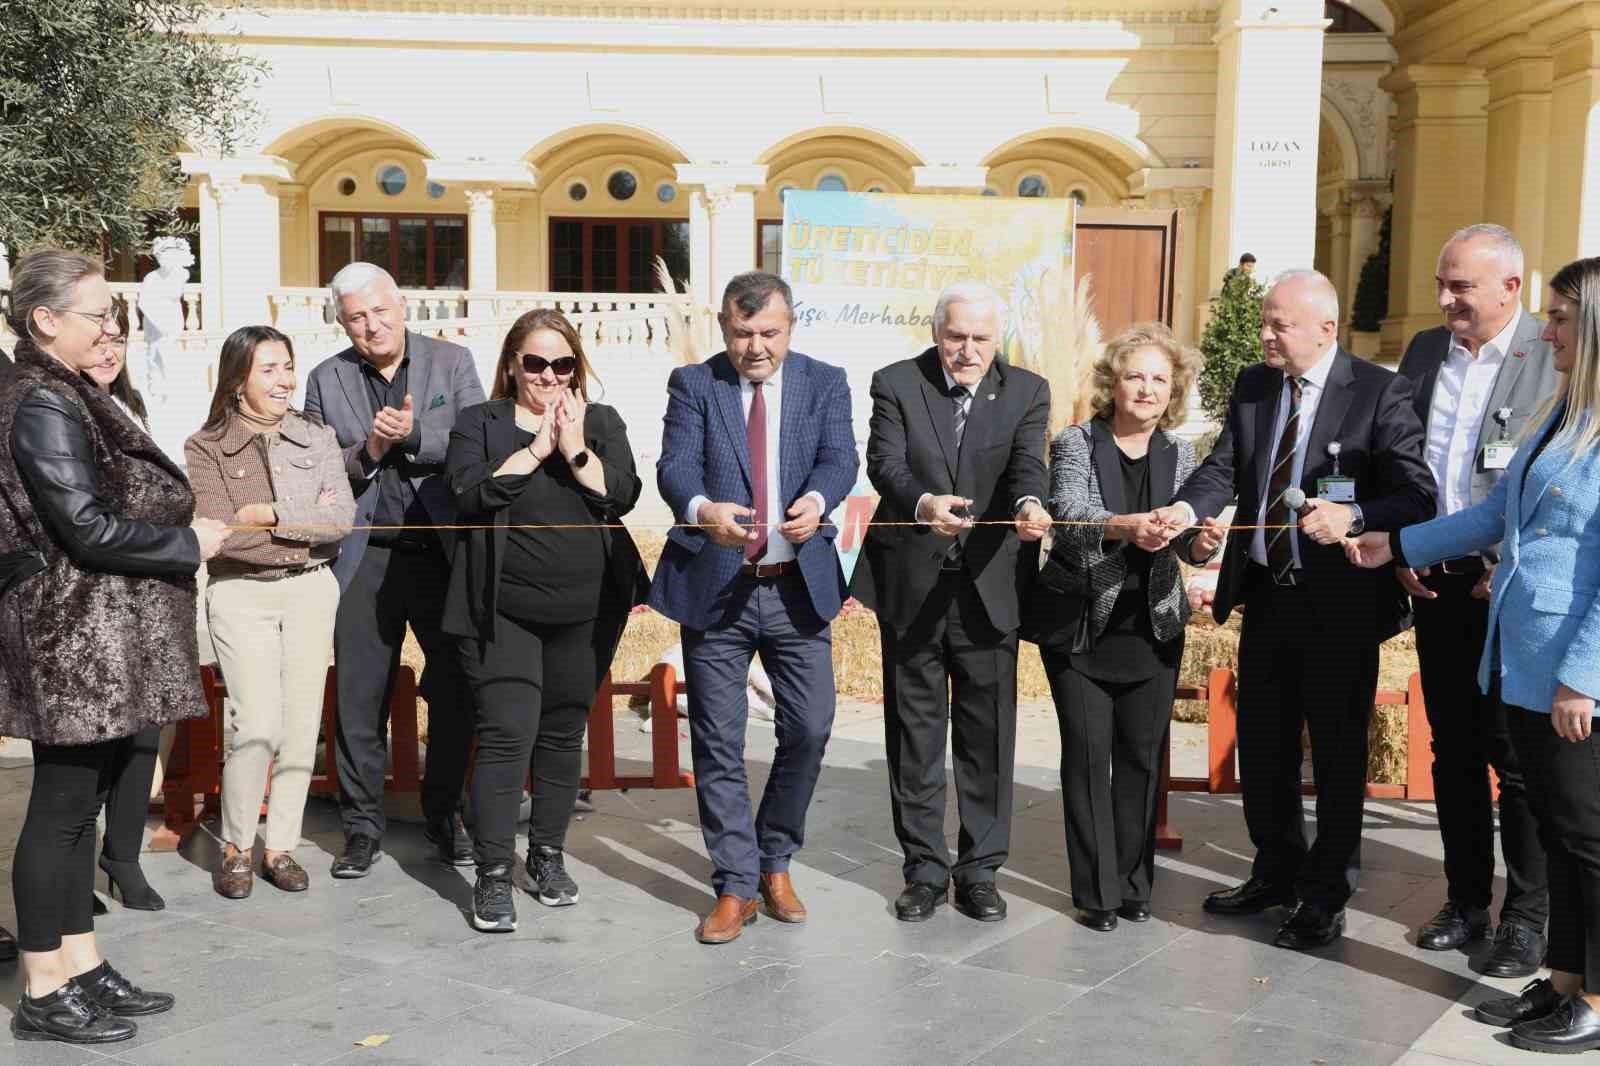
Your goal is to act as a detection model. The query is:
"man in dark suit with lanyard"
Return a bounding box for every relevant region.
[1161,269,1436,949]
[851,282,1052,925]
[1395,224,1558,975]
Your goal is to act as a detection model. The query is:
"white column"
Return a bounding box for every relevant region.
[1208,0,1330,284]
[196,179,223,332]
[0,242,10,288]
[210,179,282,332]
[464,187,497,317]
[676,164,768,312]
[1535,2,1600,265]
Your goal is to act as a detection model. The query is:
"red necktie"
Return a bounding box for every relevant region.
[747,381,768,561]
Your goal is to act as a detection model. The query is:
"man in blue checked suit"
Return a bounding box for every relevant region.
[649,271,858,945]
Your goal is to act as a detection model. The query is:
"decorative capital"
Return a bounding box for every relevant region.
[464,187,496,213]
[207,179,243,207]
[703,184,738,217]
[1173,189,1206,212]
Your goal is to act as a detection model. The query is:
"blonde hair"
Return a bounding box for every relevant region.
[1530,257,1600,454]
[6,248,104,343]
[1088,322,1202,431]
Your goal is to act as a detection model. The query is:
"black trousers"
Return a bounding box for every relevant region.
[882,571,1018,887]
[1237,567,1379,910]
[334,543,474,838]
[1043,654,1176,910]
[1413,572,1547,928]
[460,614,601,869]
[13,737,140,952]
[101,726,160,864]
[1506,706,1600,989]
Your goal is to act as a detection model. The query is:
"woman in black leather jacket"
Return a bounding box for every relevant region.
[0,249,226,1046]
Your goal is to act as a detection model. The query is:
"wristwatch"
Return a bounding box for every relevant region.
[570,449,590,469]
[1346,502,1365,537]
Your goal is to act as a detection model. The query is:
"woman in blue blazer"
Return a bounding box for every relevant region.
[1348,257,1600,1055]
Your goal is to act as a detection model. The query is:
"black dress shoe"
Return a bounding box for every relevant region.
[1076,908,1118,932]
[424,813,474,867]
[75,960,175,1017]
[0,925,15,962]
[1511,995,1600,1054]
[11,982,136,1044]
[1482,920,1546,978]
[1416,901,1489,951]
[1272,902,1345,950]
[1475,978,1565,1027]
[953,882,1007,922]
[1204,877,1293,916]
[1117,901,1152,923]
[894,881,947,922]
[331,833,382,879]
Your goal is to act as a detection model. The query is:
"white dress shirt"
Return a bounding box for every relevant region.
[915,364,1041,521]
[1425,307,1518,517]
[685,363,825,564]
[1249,341,1339,569]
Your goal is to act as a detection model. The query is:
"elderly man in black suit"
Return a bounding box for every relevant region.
[851,282,1051,924]
[1159,269,1436,949]
[304,262,486,878]
[1394,224,1559,975]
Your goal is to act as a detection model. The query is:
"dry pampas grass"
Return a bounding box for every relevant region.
[1014,270,1103,436]
[654,255,715,366]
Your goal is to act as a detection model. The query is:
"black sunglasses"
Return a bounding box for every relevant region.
[521,354,578,376]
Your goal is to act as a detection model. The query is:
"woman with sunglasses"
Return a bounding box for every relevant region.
[443,308,648,933]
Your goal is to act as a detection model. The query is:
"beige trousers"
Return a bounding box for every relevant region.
[207,566,339,852]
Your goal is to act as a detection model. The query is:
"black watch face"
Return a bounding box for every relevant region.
[573,450,589,468]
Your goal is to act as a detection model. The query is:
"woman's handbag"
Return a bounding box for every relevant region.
[1021,554,1095,654]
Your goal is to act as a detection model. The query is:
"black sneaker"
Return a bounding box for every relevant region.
[472,863,517,933]
[12,981,136,1044]
[526,845,580,907]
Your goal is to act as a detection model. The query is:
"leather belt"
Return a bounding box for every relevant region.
[282,561,329,578]
[1436,555,1487,577]
[740,560,798,579]
[367,537,436,554]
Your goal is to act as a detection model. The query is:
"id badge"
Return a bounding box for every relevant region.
[1483,443,1514,470]
[1317,476,1356,503]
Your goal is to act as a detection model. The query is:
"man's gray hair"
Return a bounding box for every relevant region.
[1270,268,1341,324]
[932,282,1007,336]
[1446,223,1525,278]
[330,261,401,303]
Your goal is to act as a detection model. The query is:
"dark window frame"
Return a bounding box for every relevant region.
[317,210,469,290]
[547,216,689,293]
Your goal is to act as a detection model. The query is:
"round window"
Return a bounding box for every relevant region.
[378,165,408,196]
[607,171,638,200]
[656,182,677,204]
[817,174,847,193]
[778,185,796,203]
[866,185,885,194]
[337,176,357,197]
[426,181,447,200]
[981,187,999,197]
[569,181,588,202]
[1069,189,1087,206]
[1017,175,1048,198]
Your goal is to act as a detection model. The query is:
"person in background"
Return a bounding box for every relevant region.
[186,326,356,900]
[0,248,226,1044]
[1347,257,1600,1055]
[444,309,647,932]
[1030,323,1222,932]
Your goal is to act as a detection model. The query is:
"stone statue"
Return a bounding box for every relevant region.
[136,236,194,404]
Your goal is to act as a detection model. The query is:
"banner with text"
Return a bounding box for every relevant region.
[781,190,1073,578]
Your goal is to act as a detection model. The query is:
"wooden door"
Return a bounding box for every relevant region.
[1073,208,1178,338]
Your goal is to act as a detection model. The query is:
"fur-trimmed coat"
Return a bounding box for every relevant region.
[0,341,205,745]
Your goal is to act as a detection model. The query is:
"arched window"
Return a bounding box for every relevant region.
[1325,1,1382,33]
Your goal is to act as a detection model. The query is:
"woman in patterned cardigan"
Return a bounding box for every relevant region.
[1036,323,1222,932]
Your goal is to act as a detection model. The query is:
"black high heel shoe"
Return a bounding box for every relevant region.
[98,856,165,912]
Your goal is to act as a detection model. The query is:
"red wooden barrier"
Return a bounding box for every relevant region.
[581,662,694,791]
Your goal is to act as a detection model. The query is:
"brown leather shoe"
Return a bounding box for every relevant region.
[260,853,310,893]
[696,894,759,944]
[759,871,808,923]
[213,850,253,900]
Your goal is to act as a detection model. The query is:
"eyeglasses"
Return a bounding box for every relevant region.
[521,354,578,377]
[61,307,118,333]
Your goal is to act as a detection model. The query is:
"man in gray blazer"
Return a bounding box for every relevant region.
[1395,224,1559,975]
[304,263,486,878]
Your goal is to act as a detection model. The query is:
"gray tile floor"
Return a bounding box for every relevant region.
[0,701,1548,1065]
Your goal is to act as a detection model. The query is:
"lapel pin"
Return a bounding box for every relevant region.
[987,393,996,401]
[1513,350,1526,359]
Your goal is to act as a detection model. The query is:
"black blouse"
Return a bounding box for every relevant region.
[496,430,607,625]
[1071,446,1183,683]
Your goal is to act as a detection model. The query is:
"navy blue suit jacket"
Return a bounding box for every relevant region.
[648,351,858,631]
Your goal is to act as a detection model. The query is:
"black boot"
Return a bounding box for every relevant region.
[12,981,136,1044]
[75,960,176,1017]
[98,855,166,912]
